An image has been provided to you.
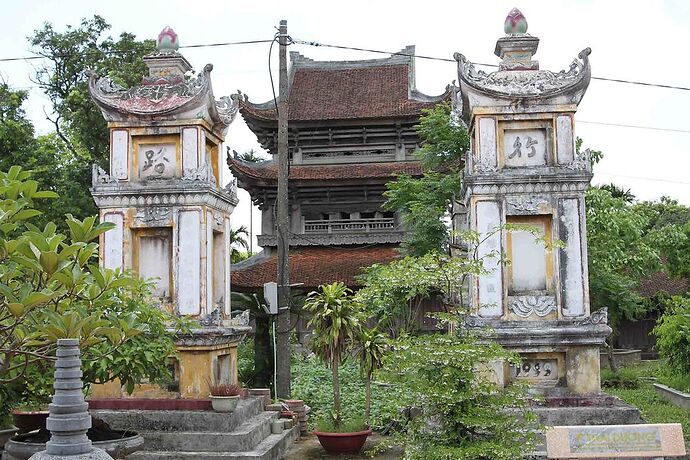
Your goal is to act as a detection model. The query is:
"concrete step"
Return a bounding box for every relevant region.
[140,411,277,452]
[128,425,299,460]
[92,398,265,433]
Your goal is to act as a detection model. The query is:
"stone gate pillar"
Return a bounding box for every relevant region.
[455,9,610,394]
[88,27,249,398]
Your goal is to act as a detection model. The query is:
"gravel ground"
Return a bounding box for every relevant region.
[285,432,403,459]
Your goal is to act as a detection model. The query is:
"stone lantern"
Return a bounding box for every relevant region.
[454,9,610,394]
[88,27,249,398]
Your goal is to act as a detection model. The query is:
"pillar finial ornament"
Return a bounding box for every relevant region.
[504,8,528,35]
[157,26,179,51]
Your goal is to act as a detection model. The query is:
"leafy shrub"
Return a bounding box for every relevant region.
[379,333,536,460]
[601,367,640,389]
[654,296,690,375]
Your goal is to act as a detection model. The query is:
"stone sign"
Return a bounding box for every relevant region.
[545,424,686,458]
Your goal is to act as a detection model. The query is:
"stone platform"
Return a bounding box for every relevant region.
[92,397,298,460]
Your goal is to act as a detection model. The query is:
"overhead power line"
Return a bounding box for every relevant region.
[292,39,690,92]
[1,36,689,92]
[595,172,690,186]
[577,120,690,134]
[0,39,273,63]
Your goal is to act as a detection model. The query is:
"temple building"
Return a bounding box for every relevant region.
[230,47,449,293]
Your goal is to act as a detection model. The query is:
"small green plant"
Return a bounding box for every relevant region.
[316,415,367,434]
[601,367,640,389]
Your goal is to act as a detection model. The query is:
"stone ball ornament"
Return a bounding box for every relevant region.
[504,7,528,35]
[157,26,179,51]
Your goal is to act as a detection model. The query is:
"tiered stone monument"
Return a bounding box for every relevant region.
[29,339,111,460]
[88,27,249,398]
[454,8,610,394]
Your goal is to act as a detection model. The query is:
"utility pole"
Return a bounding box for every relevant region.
[275,19,291,399]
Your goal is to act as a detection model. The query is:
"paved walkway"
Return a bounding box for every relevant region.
[285,433,403,459]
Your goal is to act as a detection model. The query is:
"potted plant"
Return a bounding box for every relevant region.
[304,282,371,454]
[208,382,243,413]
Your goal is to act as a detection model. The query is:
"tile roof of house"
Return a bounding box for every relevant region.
[228,157,422,182]
[231,245,400,290]
[638,271,689,298]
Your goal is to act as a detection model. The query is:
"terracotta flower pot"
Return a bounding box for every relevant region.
[11,410,48,434]
[313,428,372,454]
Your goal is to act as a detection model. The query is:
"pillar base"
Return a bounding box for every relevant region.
[29,447,111,459]
[465,316,611,395]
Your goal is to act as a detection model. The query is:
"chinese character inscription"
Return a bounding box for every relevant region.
[139,144,175,179]
[504,129,547,167]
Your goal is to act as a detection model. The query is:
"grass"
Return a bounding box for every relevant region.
[603,360,690,445]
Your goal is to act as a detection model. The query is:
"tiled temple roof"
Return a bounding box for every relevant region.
[231,245,400,290]
[228,157,422,182]
[239,46,448,123]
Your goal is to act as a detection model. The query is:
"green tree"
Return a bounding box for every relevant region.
[381,331,534,460]
[383,102,469,256]
[19,16,155,225]
[351,326,387,425]
[304,282,364,428]
[586,187,661,369]
[29,15,154,162]
[229,291,273,388]
[229,225,250,263]
[0,166,181,398]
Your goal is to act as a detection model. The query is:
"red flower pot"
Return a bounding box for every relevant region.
[313,428,372,454]
[11,410,49,434]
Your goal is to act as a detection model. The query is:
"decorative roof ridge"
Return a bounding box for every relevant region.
[289,45,415,70]
[88,64,239,133]
[228,155,275,170]
[454,47,591,100]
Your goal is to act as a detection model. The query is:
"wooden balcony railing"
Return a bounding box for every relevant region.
[303,218,396,234]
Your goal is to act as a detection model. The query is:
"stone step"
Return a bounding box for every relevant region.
[140,411,278,452]
[533,404,644,426]
[128,425,299,460]
[92,398,265,433]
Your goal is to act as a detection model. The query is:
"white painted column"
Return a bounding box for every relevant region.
[224,217,231,315]
[102,213,124,270]
[477,117,497,172]
[475,200,503,317]
[177,210,201,315]
[206,210,214,314]
[111,130,128,180]
[556,115,574,165]
[182,127,199,171]
[558,198,585,317]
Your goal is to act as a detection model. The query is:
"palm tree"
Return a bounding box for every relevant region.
[304,282,364,428]
[598,183,636,203]
[352,326,387,425]
[230,291,272,388]
[229,225,250,263]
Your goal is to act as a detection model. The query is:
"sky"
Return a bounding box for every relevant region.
[1,0,689,248]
